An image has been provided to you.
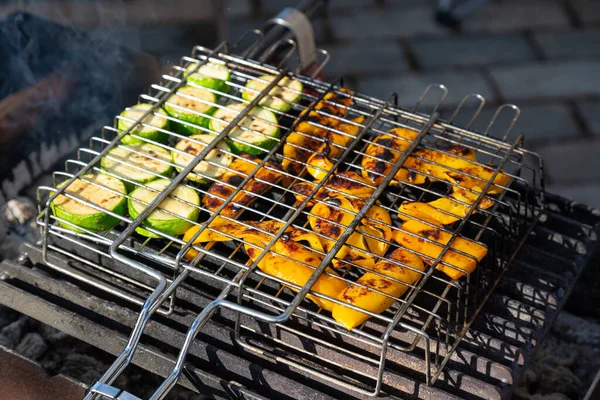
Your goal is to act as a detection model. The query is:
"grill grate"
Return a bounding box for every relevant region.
[34,32,544,399]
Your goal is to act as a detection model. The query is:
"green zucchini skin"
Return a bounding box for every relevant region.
[127,179,200,238]
[163,86,218,136]
[118,104,170,145]
[209,103,280,156]
[241,75,303,113]
[172,134,233,184]
[51,174,127,233]
[185,62,231,96]
[100,143,173,191]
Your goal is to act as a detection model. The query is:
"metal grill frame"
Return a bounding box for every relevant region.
[34,32,544,399]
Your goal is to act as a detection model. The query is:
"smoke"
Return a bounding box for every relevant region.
[0,0,161,200]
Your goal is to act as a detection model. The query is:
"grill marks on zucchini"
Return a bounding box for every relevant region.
[164,86,218,136]
[242,75,303,113]
[185,62,231,95]
[209,103,280,155]
[127,179,200,238]
[172,134,233,184]
[118,104,170,145]
[203,154,283,218]
[51,174,127,232]
[101,143,173,189]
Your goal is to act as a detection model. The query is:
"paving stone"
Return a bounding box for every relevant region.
[490,60,600,101]
[227,19,261,45]
[535,30,600,58]
[260,0,311,13]
[546,183,600,209]
[261,0,432,14]
[225,0,251,19]
[462,0,570,33]
[413,35,534,69]
[331,6,445,40]
[577,102,600,136]
[328,0,381,12]
[322,42,408,78]
[357,70,494,109]
[449,104,580,143]
[535,138,600,184]
[571,0,600,25]
[227,16,328,47]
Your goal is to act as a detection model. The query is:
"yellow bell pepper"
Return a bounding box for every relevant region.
[182,218,285,261]
[332,248,425,330]
[361,133,427,186]
[292,171,374,207]
[306,151,336,182]
[445,166,511,195]
[308,195,392,269]
[398,188,495,225]
[392,219,487,280]
[181,219,346,310]
[404,147,510,194]
[243,232,346,311]
[203,154,283,219]
[283,89,353,176]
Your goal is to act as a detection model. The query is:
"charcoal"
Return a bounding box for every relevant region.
[0,305,20,328]
[530,394,571,400]
[0,315,36,348]
[59,353,106,385]
[16,332,48,360]
[38,323,69,343]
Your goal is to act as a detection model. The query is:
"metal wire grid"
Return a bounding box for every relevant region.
[34,35,544,398]
[228,94,544,394]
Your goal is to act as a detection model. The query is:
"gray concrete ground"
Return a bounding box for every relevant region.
[227,0,600,208]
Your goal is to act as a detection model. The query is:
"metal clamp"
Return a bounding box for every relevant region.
[88,383,141,400]
[266,7,317,70]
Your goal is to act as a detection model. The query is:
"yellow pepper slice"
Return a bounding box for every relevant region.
[308,195,392,269]
[392,219,487,280]
[361,133,427,185]
[242,230,346,311]
[181,219,345,310]
[398,188,495,225]
[332,248,425,330]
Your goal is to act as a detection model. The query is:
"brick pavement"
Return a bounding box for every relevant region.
[227,0,600,208]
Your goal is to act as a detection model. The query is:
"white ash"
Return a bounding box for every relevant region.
[4,197,37,225]
[0,196,40,261]
[516,310,600,399]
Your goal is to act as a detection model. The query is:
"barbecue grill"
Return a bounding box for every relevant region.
[1,2,598,399]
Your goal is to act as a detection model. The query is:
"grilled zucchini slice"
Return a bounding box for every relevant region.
[51,174,127,233]
[185,62,231,95]
[242,75,303,113]
[172,134,233,184]
[128,179,200,238]
[101,143,173,190]
[118,104,170,145]
[209,103,280,155]
[164,86,218,136]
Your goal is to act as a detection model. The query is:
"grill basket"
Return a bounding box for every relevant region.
[35,28,544,399]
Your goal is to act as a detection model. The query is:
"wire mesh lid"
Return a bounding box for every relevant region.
[36,31,544,399]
